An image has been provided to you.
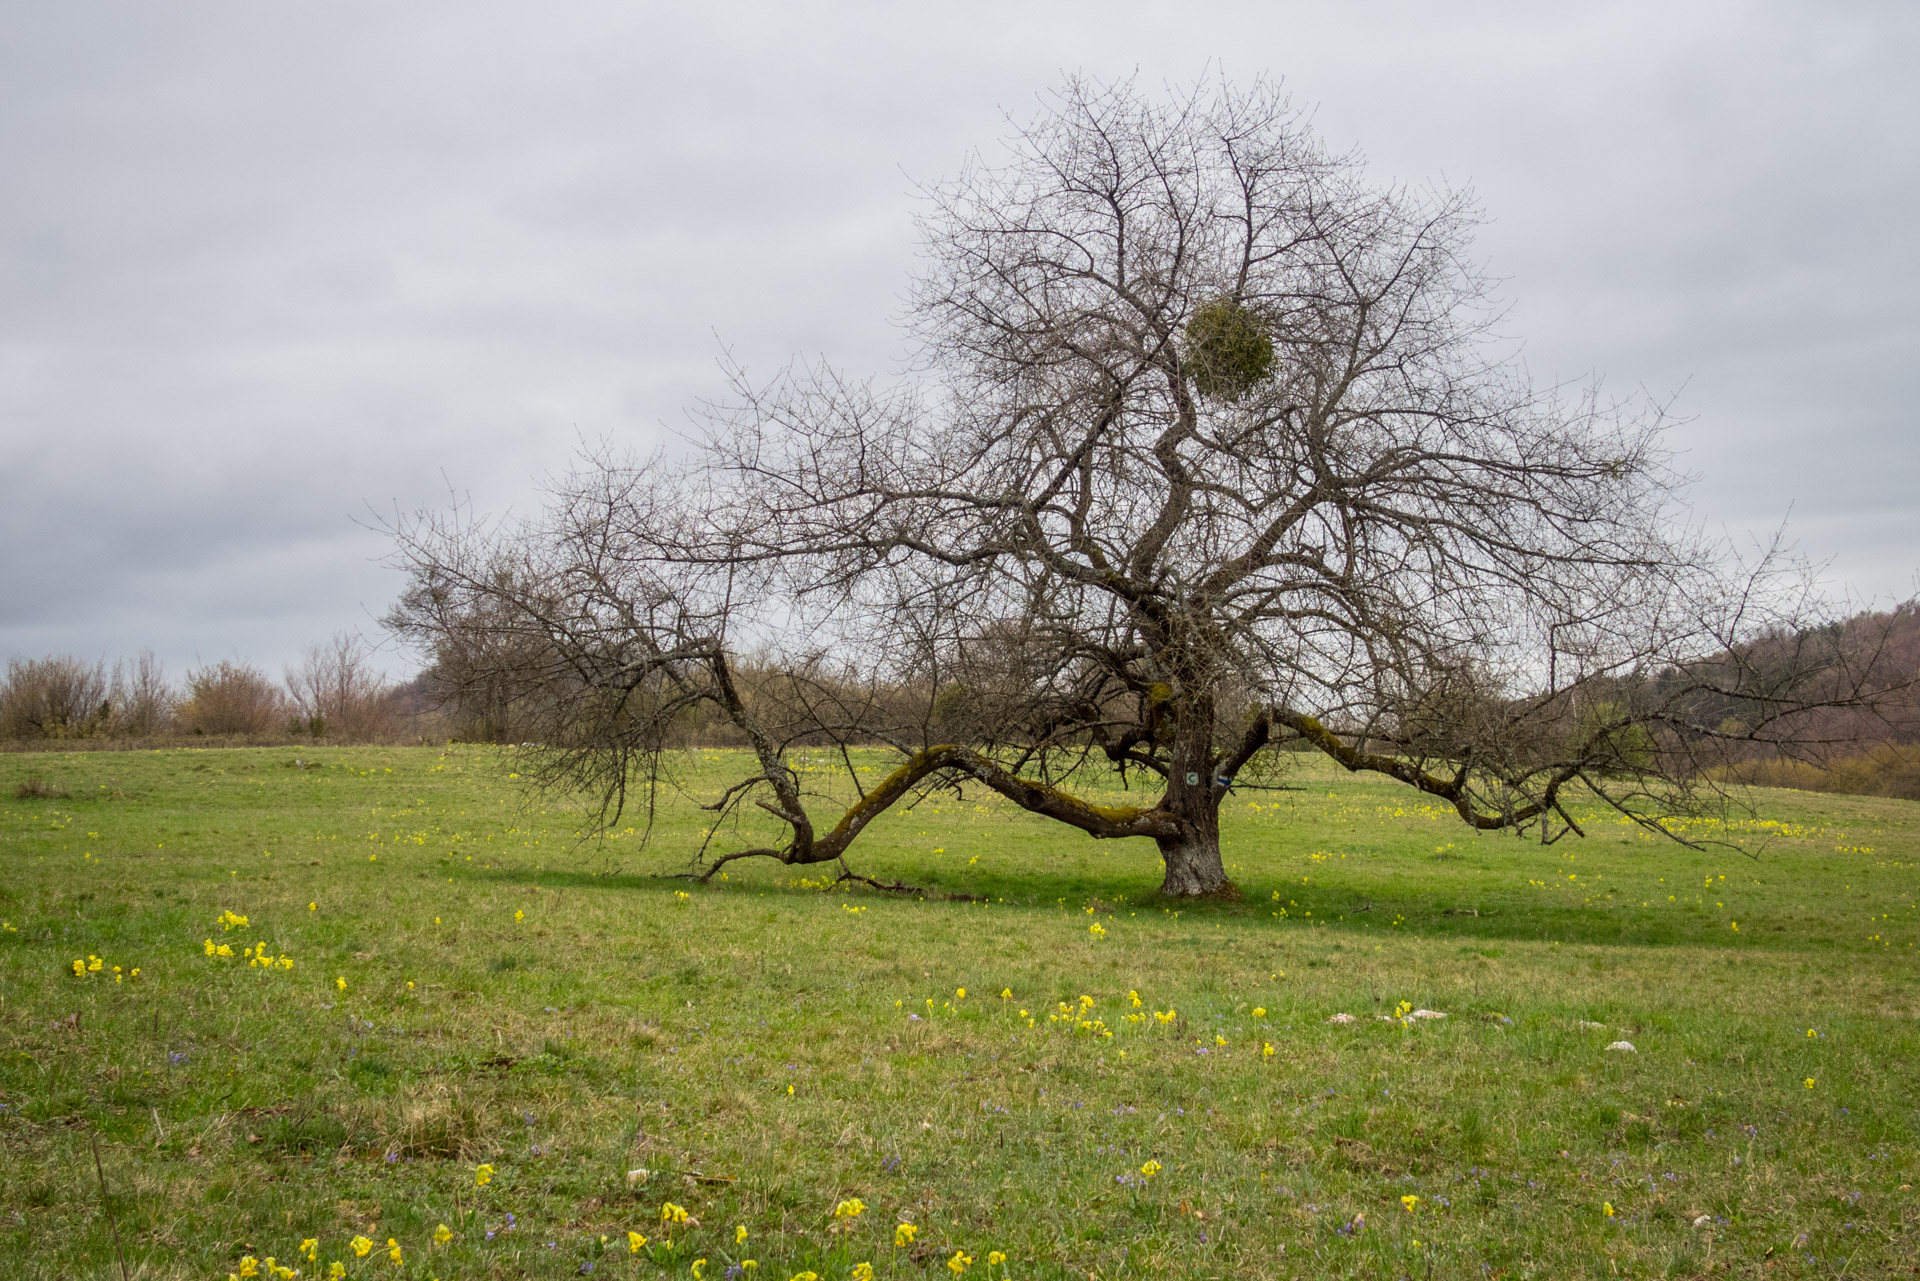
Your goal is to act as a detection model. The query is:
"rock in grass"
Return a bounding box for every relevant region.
[1606,1040,1636,1053]
[1409,1009,1447,1020]
[1576,1020,1607,1030]
[1326,1013,1358,1025]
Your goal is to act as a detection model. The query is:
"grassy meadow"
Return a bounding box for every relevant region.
[0,745,1915,1279]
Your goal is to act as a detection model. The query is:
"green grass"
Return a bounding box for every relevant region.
[0,745,1915,1280]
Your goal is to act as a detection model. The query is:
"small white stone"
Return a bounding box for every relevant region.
[1409,1009,1447,1020]
[1576,1020,1607,1030]
[1326,1012,1358,1025]
[1605,1040,1636,1053]
[625,1168,650,1185]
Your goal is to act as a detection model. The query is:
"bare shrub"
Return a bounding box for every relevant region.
[286,633,399,741]
[1711,743,1920,802]
[0,656,111,739]
[14,776,70,799]
[178,661,289,736]
[109,649,176,736]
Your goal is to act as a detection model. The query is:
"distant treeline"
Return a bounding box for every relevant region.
[7,606,1920,804]
[1689,603,1920,801]
[0,635,445,748]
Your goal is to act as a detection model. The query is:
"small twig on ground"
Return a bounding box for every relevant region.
[832,868,985,902]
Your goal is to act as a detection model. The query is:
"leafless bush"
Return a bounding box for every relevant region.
[0,656,111,739]
[14,776,70,799]
[178,661,289,736]
[1709,742,1920,802]
[286,633,401,741]
[108,649,176,736]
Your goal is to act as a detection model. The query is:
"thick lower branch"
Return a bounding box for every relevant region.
[693,744,1179,881]
[1274,708,1576,832]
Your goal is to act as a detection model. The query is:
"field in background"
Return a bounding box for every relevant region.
[1,747,1915,1279]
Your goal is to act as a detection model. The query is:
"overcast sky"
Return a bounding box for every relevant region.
[3,1,1916,680]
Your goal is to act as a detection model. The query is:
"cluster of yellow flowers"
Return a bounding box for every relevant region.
[202,909,293,969]
[202,937,294,970]
[69,953,139,981]
[225,1226,454,1281]
[1044,994,1113,1039]
[226,1253,297,1280]
[615,1207,997,1281]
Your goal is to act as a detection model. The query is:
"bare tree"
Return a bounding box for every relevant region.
[109,649,176,737]
[389,75,1900,896]
[286,633,398,740]
[0,656,111,739]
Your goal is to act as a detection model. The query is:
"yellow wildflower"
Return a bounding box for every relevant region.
[474,1163,494,1186]
[386,1238,402,1266]
[300,1239,318,1262]
[627,1231,648,1253]
[1140,1159,1162,1179]
[1263,1042,1276,1058]
[1402,1195,1419,1212]
[736,1225,748,1244]
[1252,1007,1266,1018]
[336,976,347,992]
[692,1260,706,1279]
[1604,1201,1615,1217]
[833,1198,866,1219]
[895,1223,918,1247]
[852,1265,875,1281]
[433,1223,453,1244]
[987,1252,1006,1266]
[329,1264,346,1281]
[661,1201,689,1224]
[1805,1077,1817,1089]
[239,1258,260,1278]
[999,988,1011,999]
[947,1250,973,1274]
[350,1236,374,1258]
[1088,922,1106,938]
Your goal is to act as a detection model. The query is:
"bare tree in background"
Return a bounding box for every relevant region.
[0,656,110,739]
[110,649,175,737]
[390,76,1901,896]
[286,633,397,740]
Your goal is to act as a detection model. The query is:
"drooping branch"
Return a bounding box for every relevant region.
[694,742,1177,881]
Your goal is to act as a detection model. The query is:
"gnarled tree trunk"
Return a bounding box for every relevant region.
[1155,704,1232,896]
